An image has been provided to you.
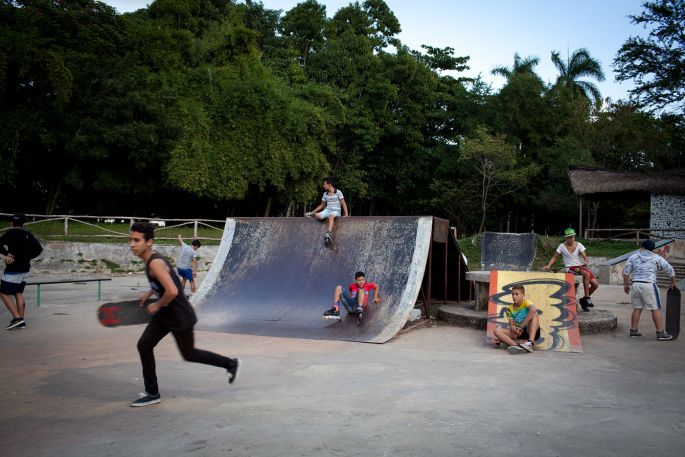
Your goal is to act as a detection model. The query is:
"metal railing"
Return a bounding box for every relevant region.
[584,227,685,242]
[0,213,225,241]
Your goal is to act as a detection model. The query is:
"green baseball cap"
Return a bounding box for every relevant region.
[564,227,576,237]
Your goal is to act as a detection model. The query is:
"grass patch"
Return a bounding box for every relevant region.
[100,259,126,273]
[2,219,223,245]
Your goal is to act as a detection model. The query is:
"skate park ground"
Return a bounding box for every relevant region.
[1,274,683,457]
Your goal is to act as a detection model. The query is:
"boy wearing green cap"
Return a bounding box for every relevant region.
[543,228,599,311]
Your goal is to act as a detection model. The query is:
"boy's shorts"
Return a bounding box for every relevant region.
[176,268,194,281]
[0,272,29,295]
[519,326,541,341]
[568,265,596,280]
[630,282,661,310]
[319,208,341,219]
[340,290,365,312]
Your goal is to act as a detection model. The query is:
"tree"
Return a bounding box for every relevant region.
[614,0,685,113]
[491,53,542,83]
[551,48,605,108]
[459,126,541,233]
[280,0,327,68]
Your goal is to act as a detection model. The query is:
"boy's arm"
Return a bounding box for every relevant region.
[146,259,179,314]
[580,249,589,266]
[372,283,381,303]
[139,289,155,305]
[341,198,349,217]
[543,253,559,270]
[306,202,325,216]
[521,305,537,326]
[178,234,184,245]
[191,256,198,278]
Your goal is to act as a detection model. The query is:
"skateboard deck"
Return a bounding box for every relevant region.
[666,287,681,340]
[98,299,154,327]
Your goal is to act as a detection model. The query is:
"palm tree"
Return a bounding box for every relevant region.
[551,48,606,107]
[491,53,542,83]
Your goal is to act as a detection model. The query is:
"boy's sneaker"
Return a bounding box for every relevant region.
[629,329,644,337]
[578,297,590,312]
[323,307,340,318]
[657,332,674,341]
[227,358,241,384]
[130,392,161,407]
[6,317,24,330]
[584,297,594,308]
[507,345,527,354]
[520,340,534,353]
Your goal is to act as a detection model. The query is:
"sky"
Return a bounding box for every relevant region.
[104,0,649,103]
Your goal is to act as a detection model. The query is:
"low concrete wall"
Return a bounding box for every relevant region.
[30,242,219,275]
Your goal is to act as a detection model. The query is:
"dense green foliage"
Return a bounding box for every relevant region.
[1,0,683,234]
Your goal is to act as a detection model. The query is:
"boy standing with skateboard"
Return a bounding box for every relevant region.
[177,234,200,295]
[0,213,43,330]
[492,284,540,354]
[129,222,240,407]
[305,176,349,246]
[543,227,599,311]
[623,239,676,341]
[323,271,381,320]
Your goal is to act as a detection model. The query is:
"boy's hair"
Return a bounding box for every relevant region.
[131,221,155,241]
[511,284,525,294]
[192,239,201,248]
[323,176,336,187]
[11,213,25,227]
[354,271,365,279]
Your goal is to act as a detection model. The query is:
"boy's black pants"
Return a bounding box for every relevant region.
[137,319,237,396]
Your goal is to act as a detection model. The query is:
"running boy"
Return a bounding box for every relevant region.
[543,227,599,311]
[129,222,239,407]
[0,213,43,330]
[177,234,200,294]
[323,271,381,319]
[493,284,540,354]
[305,176,349,245]
[623,239,675,341]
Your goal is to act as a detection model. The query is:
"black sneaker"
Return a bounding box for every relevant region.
[227,358,241,384]
[130,392,161,407]
[6,317,24,330]
[629,329,644,337]
[578,297,590,312]
[584,297,594,308]
[657,332,674,341]
[323,307,340,319]
[324,232,333,246]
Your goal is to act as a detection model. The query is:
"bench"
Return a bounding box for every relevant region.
[25,277,112,306]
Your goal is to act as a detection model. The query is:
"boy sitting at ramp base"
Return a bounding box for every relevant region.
[323,271,381,319]
[493,284,540,354]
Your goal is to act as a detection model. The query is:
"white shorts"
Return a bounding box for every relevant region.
[630,282,662,310]
[319,208,341,219]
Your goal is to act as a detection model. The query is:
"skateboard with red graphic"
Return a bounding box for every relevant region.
[97,299,154,327]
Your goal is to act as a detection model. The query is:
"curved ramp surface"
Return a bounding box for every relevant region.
[193,217,433,343]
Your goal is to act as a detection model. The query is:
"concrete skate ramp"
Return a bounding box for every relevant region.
[481,232,537,271]
[193,217,433,343]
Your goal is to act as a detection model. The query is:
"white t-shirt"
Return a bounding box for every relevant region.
[322,189,344,212]
[556,242,586,267]
[177,242,197,269]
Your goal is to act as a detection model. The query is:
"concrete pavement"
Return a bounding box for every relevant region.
[0,274,683,457]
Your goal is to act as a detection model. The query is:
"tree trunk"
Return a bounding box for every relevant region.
[45,181,62,215]
[264,195,272,217]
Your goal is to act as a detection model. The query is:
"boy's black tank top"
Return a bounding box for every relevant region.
[145,252,198,331]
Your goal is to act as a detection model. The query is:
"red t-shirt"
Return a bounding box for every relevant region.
[349,282,377,305]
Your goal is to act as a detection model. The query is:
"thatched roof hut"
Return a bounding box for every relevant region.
[568,166,685,196]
